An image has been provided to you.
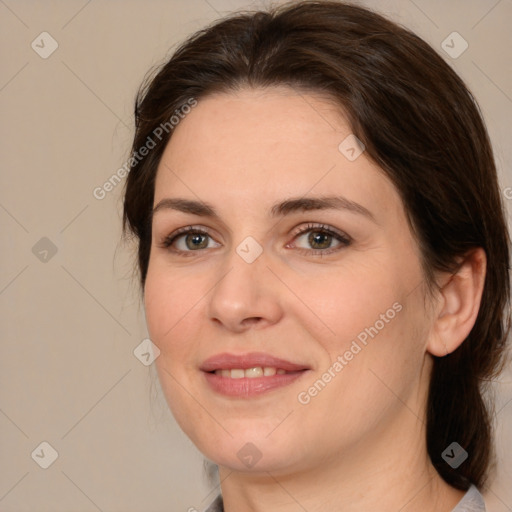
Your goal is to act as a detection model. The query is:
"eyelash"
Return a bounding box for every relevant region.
[158,223,352,257]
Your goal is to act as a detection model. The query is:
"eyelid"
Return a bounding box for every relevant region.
[289,222,351,242]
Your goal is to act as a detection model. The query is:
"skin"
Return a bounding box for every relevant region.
[144,86,486,512]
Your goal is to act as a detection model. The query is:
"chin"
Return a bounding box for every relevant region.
[191,426,304,474]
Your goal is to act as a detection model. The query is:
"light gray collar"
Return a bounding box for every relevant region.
[451,485,486,512]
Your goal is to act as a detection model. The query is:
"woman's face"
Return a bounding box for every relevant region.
[145,86,434,475]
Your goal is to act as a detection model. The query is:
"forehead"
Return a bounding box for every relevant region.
[158,86,347,180]
[153,86,400,221]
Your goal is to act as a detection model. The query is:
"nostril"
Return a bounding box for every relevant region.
[243,317,262,325]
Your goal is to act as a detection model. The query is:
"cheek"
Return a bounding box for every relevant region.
[296,300,427,443]
[143,264,202,356]
[311,265,402,347]
[308,259,428,399]
[144,266,207,429]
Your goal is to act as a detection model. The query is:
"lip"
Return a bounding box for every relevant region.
[200,352,310,398]
[200,352,310,372]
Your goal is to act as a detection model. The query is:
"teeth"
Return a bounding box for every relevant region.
[245,367,263,378]
[213,367,285,378]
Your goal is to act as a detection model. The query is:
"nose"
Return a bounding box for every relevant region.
[207,245,283,333]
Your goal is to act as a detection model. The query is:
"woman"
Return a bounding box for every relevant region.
[122,1,510,510]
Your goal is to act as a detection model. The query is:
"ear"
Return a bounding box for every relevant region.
[427,248,487,357]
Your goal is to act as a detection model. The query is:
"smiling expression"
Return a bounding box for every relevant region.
[144,85,434,474]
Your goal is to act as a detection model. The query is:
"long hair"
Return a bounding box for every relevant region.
[122,0,511,489]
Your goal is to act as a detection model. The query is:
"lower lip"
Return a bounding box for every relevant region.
[203,370,308,397]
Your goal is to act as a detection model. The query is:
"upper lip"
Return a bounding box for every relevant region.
[200,352,310,372]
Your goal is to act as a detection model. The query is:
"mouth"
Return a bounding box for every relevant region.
[211,367,292,378]
[200,352,310,397]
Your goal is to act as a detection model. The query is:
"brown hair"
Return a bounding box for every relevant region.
[122,0,511,490]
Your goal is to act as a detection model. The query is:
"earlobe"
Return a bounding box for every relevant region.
[427,248,487,357]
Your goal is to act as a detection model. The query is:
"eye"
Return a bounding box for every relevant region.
[159,226,220,254]
[158,223,351,257]
[288,223,351,256]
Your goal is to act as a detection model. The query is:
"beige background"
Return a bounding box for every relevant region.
[1,0,511,510]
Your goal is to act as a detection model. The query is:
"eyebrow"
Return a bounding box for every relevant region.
[152,195,376,223]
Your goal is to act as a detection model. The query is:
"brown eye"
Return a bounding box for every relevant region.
[291,224,351,256]
[307,230,333,250]
[160,227,220,253]
[183,232,209,250]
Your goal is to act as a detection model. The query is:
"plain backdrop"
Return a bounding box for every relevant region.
[1,0,511,511]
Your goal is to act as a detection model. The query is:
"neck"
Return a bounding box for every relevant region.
[217,408,465,512]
